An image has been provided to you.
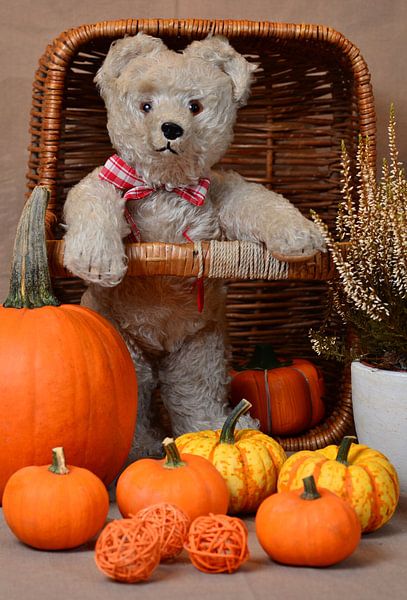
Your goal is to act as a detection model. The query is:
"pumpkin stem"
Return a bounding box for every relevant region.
[48,447,70,475]
[300,475,321,500]
[219,399,252,444]
[237,344,292,371]
[163,438,186,469]
[3,186,60,309]
[336,436,357,465]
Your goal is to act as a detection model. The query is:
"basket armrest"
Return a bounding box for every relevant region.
[47,240,340,281]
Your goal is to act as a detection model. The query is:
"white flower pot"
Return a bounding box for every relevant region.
[351,360,407,492]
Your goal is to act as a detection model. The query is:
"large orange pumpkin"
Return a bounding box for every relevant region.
[3,447,109,550]
[0,187,138,501]
[116,438,230,521]
[230,345,325,435]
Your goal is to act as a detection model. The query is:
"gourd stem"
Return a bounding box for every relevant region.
[242,344,292,371]
[48,447,70,475]
[3,186,60,309]
[336,436,357,465]
[219,399,252,444]
[163,438,186,469]
[300,475,321,500]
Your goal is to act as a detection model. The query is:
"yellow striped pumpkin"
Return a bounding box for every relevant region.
[175,399,286,514]
[277,436,399,532]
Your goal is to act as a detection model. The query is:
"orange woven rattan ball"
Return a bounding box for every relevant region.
[95,518,160,583]
[134,503,191,561]
[184,513,249,574]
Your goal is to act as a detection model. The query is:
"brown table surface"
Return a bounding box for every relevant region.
[0,495,406,600]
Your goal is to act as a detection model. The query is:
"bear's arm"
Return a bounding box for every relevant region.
[210,170,325,257]
[63,167,130,286]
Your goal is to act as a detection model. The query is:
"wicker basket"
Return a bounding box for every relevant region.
[27,19,376,451]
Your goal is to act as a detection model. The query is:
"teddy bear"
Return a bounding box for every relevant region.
[62,32,325,458]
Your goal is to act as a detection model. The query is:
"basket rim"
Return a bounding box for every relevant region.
[43,18,369,63]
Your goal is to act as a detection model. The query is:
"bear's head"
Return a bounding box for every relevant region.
[95,33,257,187]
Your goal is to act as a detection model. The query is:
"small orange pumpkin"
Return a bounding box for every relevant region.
[3,447,109,550]
[230,345,325,435]
[256,475,361,567]
[0,188,138,501]
[116,438,229,522]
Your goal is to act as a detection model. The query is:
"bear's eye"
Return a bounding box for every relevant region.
[140,102,152,113]
[188,100,203,115]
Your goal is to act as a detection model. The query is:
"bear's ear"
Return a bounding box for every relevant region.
[95,32,166,93]
[184,35,257,106]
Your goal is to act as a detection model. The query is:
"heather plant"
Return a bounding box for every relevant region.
[310,107,407,370]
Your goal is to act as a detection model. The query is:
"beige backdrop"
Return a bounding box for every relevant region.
[0,0,405,299]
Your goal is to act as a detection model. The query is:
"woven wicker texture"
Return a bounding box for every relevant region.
[46,240,337,279]
[185,513,249,574]
[27,19,375,451]
[133,503,191,561]
[95,518,160,583]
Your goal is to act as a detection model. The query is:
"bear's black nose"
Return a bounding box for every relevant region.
[161,122,184,140]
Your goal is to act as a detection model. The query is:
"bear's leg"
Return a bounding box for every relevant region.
[122,336,166,459]
[159,323,258,437]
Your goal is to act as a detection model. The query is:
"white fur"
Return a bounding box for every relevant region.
[63,33,325,458]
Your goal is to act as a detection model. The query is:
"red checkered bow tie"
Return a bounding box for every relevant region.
[99,154,210,242]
